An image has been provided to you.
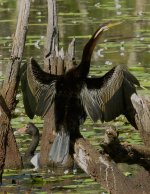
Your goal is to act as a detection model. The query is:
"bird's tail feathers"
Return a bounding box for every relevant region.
[49,131,70,165]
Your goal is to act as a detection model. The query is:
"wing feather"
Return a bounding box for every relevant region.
[21,58,59,118]
[81,65,139,124]
[21,69,37,119]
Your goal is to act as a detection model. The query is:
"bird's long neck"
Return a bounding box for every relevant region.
[77,24,107,77]
[25,134,39,157]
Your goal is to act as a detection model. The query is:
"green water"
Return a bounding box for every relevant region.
[0,0,150,193]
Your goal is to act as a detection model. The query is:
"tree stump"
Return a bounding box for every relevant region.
[0,0,31,172]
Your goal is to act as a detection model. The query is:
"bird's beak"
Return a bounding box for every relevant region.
[94,21,122,39]
[14,126,27,135]
[106,21,122,29]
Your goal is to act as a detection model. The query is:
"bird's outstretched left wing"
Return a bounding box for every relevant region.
[80,65,139,128]
[21,58,60,118]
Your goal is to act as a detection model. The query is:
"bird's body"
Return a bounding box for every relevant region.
[55,75,86,132]
[49,75,87,163]
[21,22,140,165]
[15,123,40,169]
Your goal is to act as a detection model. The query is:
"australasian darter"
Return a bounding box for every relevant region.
[21,22,140,165]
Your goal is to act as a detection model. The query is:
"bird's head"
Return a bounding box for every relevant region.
[82,21,122,60]
[14,122,39,136]
[92,21,122,41]
[79,21,122,77]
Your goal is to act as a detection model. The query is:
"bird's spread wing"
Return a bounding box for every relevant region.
[21,69,36,119]
[80,65,139,125]
[21,58,59,118]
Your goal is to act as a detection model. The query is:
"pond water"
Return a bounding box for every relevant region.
[0,0,150,193]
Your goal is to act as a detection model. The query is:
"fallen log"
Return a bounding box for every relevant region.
[74,137,150,194]
[101,125,150,170]
[72,94,150,193]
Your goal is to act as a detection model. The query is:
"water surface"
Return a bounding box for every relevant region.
[0,0,150,193]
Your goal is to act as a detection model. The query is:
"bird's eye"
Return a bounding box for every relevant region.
[26,124,29,129]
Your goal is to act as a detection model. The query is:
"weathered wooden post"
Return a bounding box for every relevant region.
[0,0,31,180]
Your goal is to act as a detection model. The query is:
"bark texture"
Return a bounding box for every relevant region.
[0,0,31,171]
[73,94,150,193]
[74,137,150,194]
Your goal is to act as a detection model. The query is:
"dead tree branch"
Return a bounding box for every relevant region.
[131,94,150,147]
[101,125,150,170]
[74,137,150,194]
[44,0,58,71]
[0,0,31,175]
[73,94,150,193]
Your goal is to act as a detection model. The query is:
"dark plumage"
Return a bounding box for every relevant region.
[21,23,140,165]
[15,123,40,168]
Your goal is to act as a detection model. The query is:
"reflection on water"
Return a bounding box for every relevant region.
[0,0,150,193]
[0,0,150,73]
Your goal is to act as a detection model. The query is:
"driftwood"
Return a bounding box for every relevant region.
[0,0,31,179]
[101,126,150,169]
[73,94,150,194]
[74,138,150,194]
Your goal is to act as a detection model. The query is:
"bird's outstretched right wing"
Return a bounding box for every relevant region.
[21,58,60,118]
[81,65,139,128]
